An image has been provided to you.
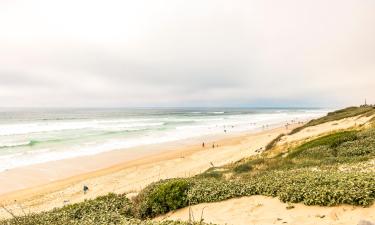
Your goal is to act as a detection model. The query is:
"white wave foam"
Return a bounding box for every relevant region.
[0,109,328,172]
[0,121,164,136]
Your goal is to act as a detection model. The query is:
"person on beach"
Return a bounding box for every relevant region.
[212,143,215,149]
[202,142,205,148]
[83,185,89,194]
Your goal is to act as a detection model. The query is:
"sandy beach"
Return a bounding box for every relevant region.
[0,124,295,219]
[1,114,373,223]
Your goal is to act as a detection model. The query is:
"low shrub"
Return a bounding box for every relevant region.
[233,163,252,173]
[265,134,284,150]
[1,193,133,225]
[189,171,375,208]
[133,179,190,218]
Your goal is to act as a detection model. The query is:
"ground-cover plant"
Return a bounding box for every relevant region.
[1,193,133,225]
[133,179,190,219]
[233,162,252,173]
[1,191,213,225]
[195,167,223,179]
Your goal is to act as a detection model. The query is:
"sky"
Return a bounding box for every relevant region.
[0,0,374,108]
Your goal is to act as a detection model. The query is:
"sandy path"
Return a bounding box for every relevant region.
[156,196,375,225]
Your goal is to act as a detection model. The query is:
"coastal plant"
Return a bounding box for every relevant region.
[233,162,252,174]
[265,134,285,150]
[133,179,190,218]
[1,193,133,225]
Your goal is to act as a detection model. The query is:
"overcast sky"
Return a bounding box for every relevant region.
[0,0,374,108]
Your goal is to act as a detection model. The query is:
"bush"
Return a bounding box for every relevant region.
[133,179,190,218]
[1,193,133,225]
[233,163,252,173]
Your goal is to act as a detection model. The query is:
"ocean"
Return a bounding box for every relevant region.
[0,108,327,172]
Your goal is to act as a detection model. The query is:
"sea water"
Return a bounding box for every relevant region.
[0,108,327,172]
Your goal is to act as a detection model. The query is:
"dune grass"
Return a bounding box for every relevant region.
[264,134,285,151]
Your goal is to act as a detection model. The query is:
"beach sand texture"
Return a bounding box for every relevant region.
[156,195,375,225]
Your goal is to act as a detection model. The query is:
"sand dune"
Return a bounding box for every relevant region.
[156,195,375,225]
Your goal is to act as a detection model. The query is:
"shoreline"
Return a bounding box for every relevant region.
[0,127,257,196]
[0,124,296,218]
[0,122,292,197]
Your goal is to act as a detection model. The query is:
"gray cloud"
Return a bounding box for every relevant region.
[0,0,374,107]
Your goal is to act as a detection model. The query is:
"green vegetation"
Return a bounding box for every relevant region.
[265,134,284,150]
[290,106,375,134]
[133,179,190,218]
[2,193,132,225]
[0,192,212,225]
[233,162,252,173]
[2,107,375,225]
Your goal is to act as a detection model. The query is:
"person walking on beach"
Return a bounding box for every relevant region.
[83,185,89,194]
[202,142,205,148]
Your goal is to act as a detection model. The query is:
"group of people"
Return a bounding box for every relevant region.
[202,142,218,149]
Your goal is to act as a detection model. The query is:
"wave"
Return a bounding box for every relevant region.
[0,121,165,136]
[0,109,329,172]
[0,140,39,148]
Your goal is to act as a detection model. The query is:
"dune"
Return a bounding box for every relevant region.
[156,195,375,225]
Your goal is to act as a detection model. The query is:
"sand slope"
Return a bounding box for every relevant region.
[156,196,375,225]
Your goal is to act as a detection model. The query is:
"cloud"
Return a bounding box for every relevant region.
[0,0,374,107]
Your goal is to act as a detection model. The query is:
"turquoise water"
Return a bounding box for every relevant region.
[0,108,327,171]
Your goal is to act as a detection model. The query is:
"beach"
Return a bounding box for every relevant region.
[1,110,374,225]
[0,123,295,219]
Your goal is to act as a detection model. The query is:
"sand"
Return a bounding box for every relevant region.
[279,115,374,146]
[0,124,295,219]
[156,196,375,225]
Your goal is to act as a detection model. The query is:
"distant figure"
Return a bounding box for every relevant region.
[202,142,205,148]
[83,185,89,194]
[224,129,227,133]
[212,143,215,149]
[216,144,219,148]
